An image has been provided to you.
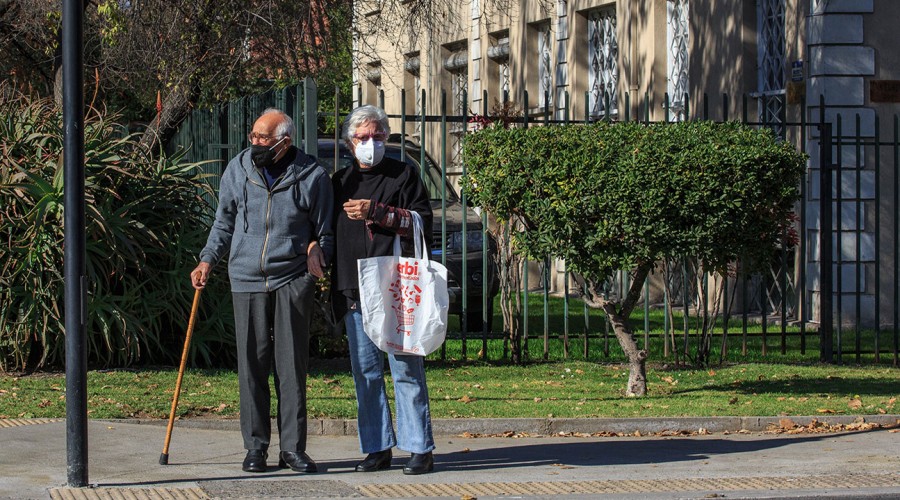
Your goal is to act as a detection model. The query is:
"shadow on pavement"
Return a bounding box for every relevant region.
[436,432,849,471]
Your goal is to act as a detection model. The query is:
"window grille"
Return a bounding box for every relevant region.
[537,22,553,109]
[588,8,618,118]
[666,0,689,121]
[414,74,422,138]
[405,54,422,138]
[757,0,786,133]
[500,62,510,100]
[444,45,468,168]
[451,69,467,166]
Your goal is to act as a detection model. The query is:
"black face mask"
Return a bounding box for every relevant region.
[250,137,286,169]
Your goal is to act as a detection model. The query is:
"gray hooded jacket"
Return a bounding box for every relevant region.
[199,146,335,293]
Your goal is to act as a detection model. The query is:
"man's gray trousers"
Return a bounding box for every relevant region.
[232,273,316,452]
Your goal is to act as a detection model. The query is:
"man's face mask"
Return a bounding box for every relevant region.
[354,138,385,167]
[250,136,286,169]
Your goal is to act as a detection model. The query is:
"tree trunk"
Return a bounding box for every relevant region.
[584,263,652,396]
[138,83,198,156]
[494,218,523,363]
[602,304,648,396]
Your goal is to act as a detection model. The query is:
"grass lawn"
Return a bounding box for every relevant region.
[1,360,897,421]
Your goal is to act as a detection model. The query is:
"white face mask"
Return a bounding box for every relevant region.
[354,138,385,167]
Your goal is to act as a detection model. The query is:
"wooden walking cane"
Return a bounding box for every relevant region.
[159,288,202,465]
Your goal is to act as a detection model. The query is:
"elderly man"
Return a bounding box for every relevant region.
[191,108,334,473]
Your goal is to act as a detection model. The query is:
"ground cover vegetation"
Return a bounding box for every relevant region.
[1,362,896,421]
[464,120,807,396]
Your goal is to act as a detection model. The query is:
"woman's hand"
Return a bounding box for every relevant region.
[343,199,371,221]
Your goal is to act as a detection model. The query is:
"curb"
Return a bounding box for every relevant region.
[100,414,900,436]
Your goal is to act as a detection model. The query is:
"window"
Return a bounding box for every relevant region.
[666,0,689,121]
[365,61,382,104]
[757,0,786,131]
[443,43,468,167]
[488,31,511,102]
[537,22,553,109]
[588,8,618,119]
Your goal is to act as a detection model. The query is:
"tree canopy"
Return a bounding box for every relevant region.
[1,0,352,148]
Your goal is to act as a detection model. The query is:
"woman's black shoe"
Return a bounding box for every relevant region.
[355,449,392,472]
[242,449,268,473]
[402,452,434,475]
[278,451,318,473]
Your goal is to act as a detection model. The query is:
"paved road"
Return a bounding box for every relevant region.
[1,417,899,499]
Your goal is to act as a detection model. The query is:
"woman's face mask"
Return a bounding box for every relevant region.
[353,137,385,167]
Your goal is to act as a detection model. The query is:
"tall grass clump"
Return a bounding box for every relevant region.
[0,87,234,371]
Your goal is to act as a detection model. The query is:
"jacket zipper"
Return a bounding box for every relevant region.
[260,190,273,291]
[247,172,273,292]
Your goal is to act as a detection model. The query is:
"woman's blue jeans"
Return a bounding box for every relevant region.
[344,306,435,455]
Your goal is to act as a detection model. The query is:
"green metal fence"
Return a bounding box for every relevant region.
[167,79,900,367]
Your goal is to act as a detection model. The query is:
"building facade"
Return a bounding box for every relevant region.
[353,0,900,328]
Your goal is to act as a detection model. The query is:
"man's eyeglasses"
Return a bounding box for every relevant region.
[352,132,388,142]
[248,132,284,143]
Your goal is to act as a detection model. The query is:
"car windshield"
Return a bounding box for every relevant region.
[313,140,459,203]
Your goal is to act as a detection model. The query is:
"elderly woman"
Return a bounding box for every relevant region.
[330,104,435,474]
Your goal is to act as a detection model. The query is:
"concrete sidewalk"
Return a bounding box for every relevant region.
[2,416,899,500]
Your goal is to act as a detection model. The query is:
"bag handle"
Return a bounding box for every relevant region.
[392,210,428,260]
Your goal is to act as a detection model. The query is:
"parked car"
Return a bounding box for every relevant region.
[309,137,499,333]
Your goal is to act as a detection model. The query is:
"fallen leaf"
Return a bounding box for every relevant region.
[848,399,863,410]
[817,409,837,414]
[459,395,475,403]
[533,397,542,402]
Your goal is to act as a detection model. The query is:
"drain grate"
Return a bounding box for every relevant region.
[0,418,62,428]
[49,487,208,500]
[357,473,900,497]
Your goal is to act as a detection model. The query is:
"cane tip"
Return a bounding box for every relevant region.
[159,453,169,465]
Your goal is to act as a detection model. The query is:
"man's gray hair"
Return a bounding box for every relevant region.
[342,105,390,145]
[261,108,295,138]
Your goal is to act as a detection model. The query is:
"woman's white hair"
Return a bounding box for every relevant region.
[261,108,295,138]
[342,105,390,146]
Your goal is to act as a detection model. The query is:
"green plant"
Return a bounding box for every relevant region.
[463,121,807,396]
[0,88,233,371]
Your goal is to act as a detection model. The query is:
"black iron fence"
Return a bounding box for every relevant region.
[168,79,900,366]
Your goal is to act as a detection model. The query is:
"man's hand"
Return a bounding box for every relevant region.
[307,240,325,279]
[191,262,211,289]
[343,199,371,221]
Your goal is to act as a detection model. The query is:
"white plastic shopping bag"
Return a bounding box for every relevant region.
[357,211,449,356]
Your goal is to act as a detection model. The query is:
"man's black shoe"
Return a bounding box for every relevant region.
[355,449,392,472]
[242,449,268,473]
[278,451,318,473]
[402,452,434,475]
